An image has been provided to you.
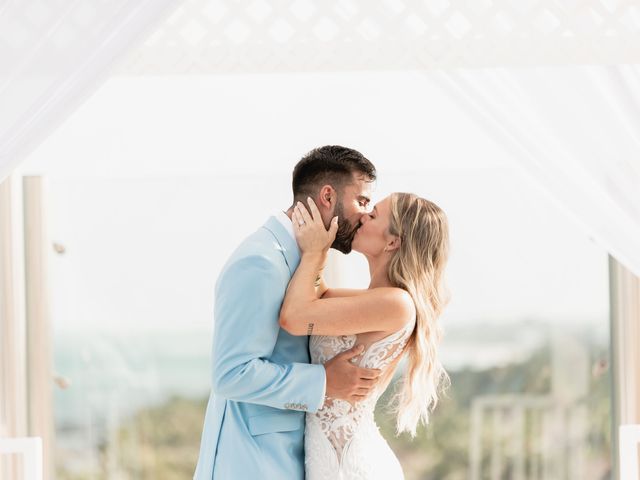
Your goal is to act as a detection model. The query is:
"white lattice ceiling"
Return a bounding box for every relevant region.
[116,0,640,74]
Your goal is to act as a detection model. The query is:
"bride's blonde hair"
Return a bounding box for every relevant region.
[387,193,451,437]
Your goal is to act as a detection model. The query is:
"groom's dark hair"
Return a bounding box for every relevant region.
[292,145,376,200]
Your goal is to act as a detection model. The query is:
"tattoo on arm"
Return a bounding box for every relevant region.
[307,323,315,335]
[314,274,321,288]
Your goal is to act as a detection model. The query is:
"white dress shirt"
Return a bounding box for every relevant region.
[275,210,297,247]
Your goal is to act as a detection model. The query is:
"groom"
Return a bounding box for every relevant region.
[193,146,380,479]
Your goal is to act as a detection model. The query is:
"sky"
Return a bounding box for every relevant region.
[19,72,609,333]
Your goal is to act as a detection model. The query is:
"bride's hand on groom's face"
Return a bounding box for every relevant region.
[292,198,338,256]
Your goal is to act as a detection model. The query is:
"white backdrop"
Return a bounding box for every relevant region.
[433,66,640,277]
[18,73,609,334]
[1,0,639,276]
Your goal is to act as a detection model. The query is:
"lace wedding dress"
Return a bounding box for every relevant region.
[305,320,415,480]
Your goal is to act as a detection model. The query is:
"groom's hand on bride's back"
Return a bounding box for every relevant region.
[324,344,382,404]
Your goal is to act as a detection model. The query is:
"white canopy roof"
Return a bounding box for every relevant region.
[116,0,640,73]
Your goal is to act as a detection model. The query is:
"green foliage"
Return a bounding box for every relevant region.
[113,397,207,479]
[56,345,612,480]
[374,345,612,480]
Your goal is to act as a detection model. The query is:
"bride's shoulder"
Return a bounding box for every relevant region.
[368,287,415,322]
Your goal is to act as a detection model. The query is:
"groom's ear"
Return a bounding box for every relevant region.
[318,185,336,210]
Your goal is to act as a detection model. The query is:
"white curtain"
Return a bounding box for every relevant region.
[430,66,640,278]
[0,0,181,183]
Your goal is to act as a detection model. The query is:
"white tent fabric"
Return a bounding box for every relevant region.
[431,66,640,278]
[116,0,640,74]
[0,0,180,182]
[1,0,639,276]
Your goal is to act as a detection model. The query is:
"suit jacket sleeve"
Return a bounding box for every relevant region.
[210,254,326,413]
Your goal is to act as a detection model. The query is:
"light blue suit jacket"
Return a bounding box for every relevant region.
[193,216,326,479]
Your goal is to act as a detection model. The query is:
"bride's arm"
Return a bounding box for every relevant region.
[280,250,413,336]
[279,199,414,337]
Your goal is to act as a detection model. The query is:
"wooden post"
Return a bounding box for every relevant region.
[609,255,640,479]
[0,175,28,479]
[23,176,54,480]
[0,437,43,480]
[469,400,483,480]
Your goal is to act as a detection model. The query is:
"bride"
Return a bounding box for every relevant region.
[278,193,451,479]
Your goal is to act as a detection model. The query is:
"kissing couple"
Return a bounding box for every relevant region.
[194,145,450,479]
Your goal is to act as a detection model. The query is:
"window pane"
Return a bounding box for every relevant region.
[50,176,288,479]
[49,171,611,479]
[372,172,612,480]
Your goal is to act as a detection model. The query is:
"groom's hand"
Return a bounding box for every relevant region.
[324,344,382,404]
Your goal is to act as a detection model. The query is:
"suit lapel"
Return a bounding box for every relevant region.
[263,216,301,277]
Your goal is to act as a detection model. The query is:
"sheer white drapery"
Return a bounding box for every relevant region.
[431,66,640,278]
[0,0,181,182]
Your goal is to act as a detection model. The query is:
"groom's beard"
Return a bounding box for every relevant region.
[331,204,360,254]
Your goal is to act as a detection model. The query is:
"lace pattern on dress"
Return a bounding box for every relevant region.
[308,319,415,464]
